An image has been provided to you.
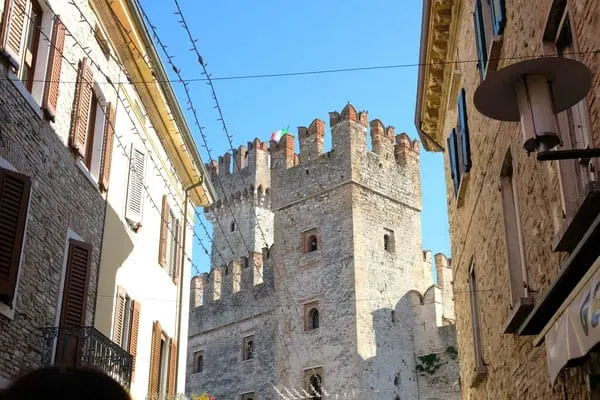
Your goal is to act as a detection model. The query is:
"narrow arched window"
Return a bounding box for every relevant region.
[309,308,319,330]
[230,221,236,232]
[243,335,255,360]
[193,351,203,373]
[384,234,390,251]
[246,340,254,359]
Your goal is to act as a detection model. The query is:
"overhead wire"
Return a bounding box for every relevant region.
[0,49,598,85]
[68,0,230,272]
[14,0,223,280]
[153,0,356,396]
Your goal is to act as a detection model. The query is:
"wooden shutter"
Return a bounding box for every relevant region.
[0,168,31,305]
[112,287,126,346]
[491,0,506,35]
[42,16,65,121]
[0,0,27,69]
[173,221,182,284]
[148,320,162,398]
[158,195,169,266]
[473,0,488,80]
[457,88,472,173]
[69,58,94,158]
[125,145,145,225]
[99,102,116,191]
[129,300,141,379]
[447,129,460,197]
[167,340,177,396]
[59,239,92,328]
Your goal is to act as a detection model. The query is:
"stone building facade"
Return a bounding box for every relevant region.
[187,105,460,399]
[415,0,600,399]
[0,0,213,397]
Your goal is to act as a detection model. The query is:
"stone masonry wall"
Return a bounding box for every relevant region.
[0,61,105,382]
[443,0,600,399]
[188,104,459,399]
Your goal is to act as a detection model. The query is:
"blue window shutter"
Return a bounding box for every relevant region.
[490,0,506,36]
[447,129,460,197]
[473,0,487,80]
[458,88,472,173]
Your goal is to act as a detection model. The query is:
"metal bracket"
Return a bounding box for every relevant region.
[537,148,600,161]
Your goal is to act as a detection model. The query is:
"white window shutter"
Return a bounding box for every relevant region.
[125,145,145,226]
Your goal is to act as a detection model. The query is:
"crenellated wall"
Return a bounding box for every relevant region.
[188,104,457,399]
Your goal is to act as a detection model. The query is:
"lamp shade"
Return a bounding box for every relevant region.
[473,57,592,122]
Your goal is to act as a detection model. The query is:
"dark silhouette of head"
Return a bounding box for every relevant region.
[0,367,131,400]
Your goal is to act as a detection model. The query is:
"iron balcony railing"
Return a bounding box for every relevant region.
[41,326,133,389]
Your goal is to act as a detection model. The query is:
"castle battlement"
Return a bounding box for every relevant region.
[269,103,421,172]
[191,247,274,308]
[204,183,270,217]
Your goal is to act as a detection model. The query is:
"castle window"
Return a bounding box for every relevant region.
[241,393,255,400]
[192,350,203,374]
[302,228,319,253]
[384,229,395,253]
[243,335,255,361]
[230,221,236,232]
[304,301,320,331]
[242,256,249,268]
[304,367,323,399]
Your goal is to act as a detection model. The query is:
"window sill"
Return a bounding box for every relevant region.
[0,301,15,320]
[7,71,43,120]
[469,364,487,388]
[503,296,535,334]
[553,181,600,252]
[455,171,470,208]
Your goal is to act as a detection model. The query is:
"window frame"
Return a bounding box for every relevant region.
[473,0,505,80]
[192,350,204,374]
[447,88,472,203]
[1,0,59,111]
[0,160,32,318]
[302,228,319,253]
[304,301,320,331]
[468,259,487,386]
[17,0,42,92]
[242,335,255,361]
[543,1,595,219]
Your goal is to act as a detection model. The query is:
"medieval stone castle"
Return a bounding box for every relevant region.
[186,104,460,399]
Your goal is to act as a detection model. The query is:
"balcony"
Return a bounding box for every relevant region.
[41,327,132,389]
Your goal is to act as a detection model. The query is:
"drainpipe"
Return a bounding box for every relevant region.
[174,177,204,394]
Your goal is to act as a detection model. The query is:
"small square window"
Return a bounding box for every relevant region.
[193,350,203,374]
[302,228,319,253]
[304,301,320,331]
[243,335,255,361]
[241,392,256,400]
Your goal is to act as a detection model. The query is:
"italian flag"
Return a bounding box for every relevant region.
[270,127,289,142]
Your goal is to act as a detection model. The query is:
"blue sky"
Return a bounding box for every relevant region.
[138,0,450,275]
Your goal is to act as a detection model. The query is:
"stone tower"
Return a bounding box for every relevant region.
[187,104,459,400]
